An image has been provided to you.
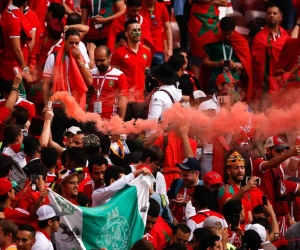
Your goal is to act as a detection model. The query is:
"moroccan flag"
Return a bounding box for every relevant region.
[48,175,152,250]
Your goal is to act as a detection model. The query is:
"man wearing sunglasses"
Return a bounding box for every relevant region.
[252,135,300,233]
[33,204,67,250]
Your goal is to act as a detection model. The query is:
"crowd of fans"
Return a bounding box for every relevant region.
[0,0,300,249]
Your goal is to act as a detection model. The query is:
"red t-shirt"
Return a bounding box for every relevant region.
[228,224,245,248]
[83,180,94,201]
[89,67,128,119]
[140,2,169,53]
[0,107,11,123]
[1,7,28,80]
[248,187,264,210]
[80,0,120,40]
[0,97,36,121]
[4,206,30,225]
[28,0,49,32]
[78,173,92,193]
[111,44,151,102]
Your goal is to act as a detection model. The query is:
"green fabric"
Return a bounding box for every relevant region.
[205,41,240,83]
[218,185,234,199]
[18,81,27,100]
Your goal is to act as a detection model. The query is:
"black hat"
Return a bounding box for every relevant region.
[176,157,201,171]
[151,62,180,85]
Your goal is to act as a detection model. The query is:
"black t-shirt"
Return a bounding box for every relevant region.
[176,74,200,96]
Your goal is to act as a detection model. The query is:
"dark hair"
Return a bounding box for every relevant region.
[0,220,18,242]
[38,217,58,229]
[127,0,142,8]
[65,28,80,40]
[166,243,187,250]
[3,124,22,145]
[29,116,44,136]
[66,13,82,25]
[0,155,14,178]
[124,19,139,31]
[88,155,108,175]
[41,147,58,169]
[141,145,164,165]
[241,230,261,250]
[276,246,292,250]
[77,192,90,207]
[11,106,29,127]
[199,234,220,250]
[173,48,188,55]
[103,165,125,187]
[0,205,4,212]
[116,31,127,43]
[23,136,40,158]
[65,148,87,169]
[27,163,47,180]
[131,239,154,250]
[192,185,211,208]
[267,3,281,12]
[12,0,27,7]
[220,16,236,32]
[193,228,212,243]
[252,217,272,233]
[0,194,9,203]
[222,200,242,223]
[47,3,65,19]
[172,224,191,235]
[99,135,111,155]
[18,224,36,238]
[83,134,101,158]
[148,198,160,218]
[95,46,111,58]
[168,54,185,72]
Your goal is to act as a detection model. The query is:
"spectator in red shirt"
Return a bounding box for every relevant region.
[40,147,58,188]
[89,46,128,119]
[144,198,161,241]
[140,0,172,66]
[111,19,151,119]
[80,0,125,46]
[0,220,18,250]
[1,0,33,82]
[115,31,127,50]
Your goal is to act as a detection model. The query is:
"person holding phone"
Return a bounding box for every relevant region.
[218,151,258,225]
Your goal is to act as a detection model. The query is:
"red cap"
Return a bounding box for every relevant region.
[203,171,223,186]
[215,72,235,86]
[264,136,289,151]
[0,178,16,195]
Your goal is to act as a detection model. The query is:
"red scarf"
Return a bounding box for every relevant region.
[52,46,88,110]
[9,5,32,41]
[251,26,289,98]
[199,30,253,102]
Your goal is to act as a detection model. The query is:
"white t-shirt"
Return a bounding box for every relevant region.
[32,231,54,250]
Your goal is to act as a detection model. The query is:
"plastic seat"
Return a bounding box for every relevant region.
[242,0,267,13]
[235,26,250,38]
[245,10,266,22]
[231,15,248,27]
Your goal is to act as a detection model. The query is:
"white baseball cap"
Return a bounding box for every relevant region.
[193,90,206,99]
[36,204,68,221]
[203,216,224,229]
[64,126,81,137]
[245,224,266,243]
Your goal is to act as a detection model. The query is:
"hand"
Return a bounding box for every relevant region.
[87,42,96,54]
[172,197,188,206]
[176,124,189,139]
[164,49,172,62]
[91,15,107,24]
[45,109,54,121]
[229,60,236,69]
[71,46,82,62]
[149,189,155,195]
[13,74,22,87]
[135,167,151,177]
[243,176,258,192]
[264,200,275,216]
[38,189,49,203]
[220,228,229,246]
[36,175,45,192]
[219,59,225,68]
[21,72,33,82]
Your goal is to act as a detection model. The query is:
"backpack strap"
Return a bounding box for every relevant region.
[158,89,175,103]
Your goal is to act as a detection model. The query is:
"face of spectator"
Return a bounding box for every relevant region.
[91,164,107,188]
[127,6,141,19]
[218,82,234,95]
[266,7,281,27]
[191,234,199,250]
[171,229,190,245]
[61,175,79,198]
[210,240,222,250]
[221,30,234,41]
[0,226,8,247]
[180,169,199,187]
[16,230,36,250]
[94,48,111,73]
[145,215,157,234]
[126,23,142,43]
[65,35,80,54]
[227,164,245,183]
[267,147,284,159]
[180,52,188,69]
[72,134,84,148]
[66,134,74,148]
[8,188,15,201]
[50,217,61,233]
[115,39,127,49]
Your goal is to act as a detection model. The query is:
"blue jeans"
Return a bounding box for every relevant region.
[152,52,164,67]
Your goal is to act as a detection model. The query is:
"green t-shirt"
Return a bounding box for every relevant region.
[205,41,240,83]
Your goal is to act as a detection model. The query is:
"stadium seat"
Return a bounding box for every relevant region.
[230,15,248,27]
[235,26,250,39]
[242,0,268,13]
[245,10,266,30]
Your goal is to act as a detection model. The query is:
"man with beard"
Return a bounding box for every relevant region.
[252,136,300,234]
[218,151,258,225]
[89,46,128,120]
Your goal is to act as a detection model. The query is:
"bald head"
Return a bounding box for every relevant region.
[94,46,111,73]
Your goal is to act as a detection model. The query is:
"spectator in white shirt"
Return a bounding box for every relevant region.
[33,204,68,250]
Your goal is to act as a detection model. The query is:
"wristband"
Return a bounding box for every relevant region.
[11,87,19,92]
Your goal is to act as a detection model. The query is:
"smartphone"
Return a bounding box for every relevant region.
[30,175,40,191]
[224,60,230,68]
[246,176,261,186]
[231,214,240,231]
[262,195,268,206]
